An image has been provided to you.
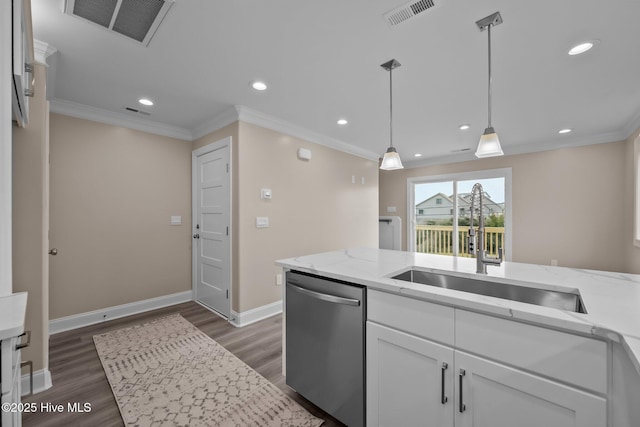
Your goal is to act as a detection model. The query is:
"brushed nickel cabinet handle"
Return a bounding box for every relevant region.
[459,369,466,413]
[441,362,449,404]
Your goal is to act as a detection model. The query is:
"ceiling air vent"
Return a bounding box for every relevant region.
[124,106,151,116]
[64,0,174,46]
[384,0,437,27]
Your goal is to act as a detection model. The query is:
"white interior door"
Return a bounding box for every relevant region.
[192,138,231,318]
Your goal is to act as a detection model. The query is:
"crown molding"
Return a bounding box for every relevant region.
[48,97,639,163]
[191,105,380,161]
[191,106,240,140]
[403,128,631,169]
[33,39,57,66]
[622,107,640,140]
[50,98,193,141]
[235,106,380,161]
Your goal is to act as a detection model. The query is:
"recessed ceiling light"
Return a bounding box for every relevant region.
[459,124,470,130]
[414,153,422,157]
[568,41,596,56]
[337,119,348,125]
[138,98,154,106]
[558,128,572,134]
[250,81,268,91]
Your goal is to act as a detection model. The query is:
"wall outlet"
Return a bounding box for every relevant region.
[275,274,282,286]
[387,206,397,213]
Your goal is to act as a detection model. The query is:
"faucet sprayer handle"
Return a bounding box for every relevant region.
[468,228,476,255]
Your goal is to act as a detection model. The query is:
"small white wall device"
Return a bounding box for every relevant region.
[297,148,312,161]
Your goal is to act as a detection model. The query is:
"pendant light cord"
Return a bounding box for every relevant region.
[389,66,394,148]
[487,23,493,128]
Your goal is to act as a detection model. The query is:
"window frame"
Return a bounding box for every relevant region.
[407,168,513,260]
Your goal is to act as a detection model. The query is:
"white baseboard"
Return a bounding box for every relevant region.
[49,290,193,335]
[229,300,282,327]
[21,368,52,396]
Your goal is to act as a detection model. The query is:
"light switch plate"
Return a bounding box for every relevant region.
[256,217,269,228]
[171,215,182,225]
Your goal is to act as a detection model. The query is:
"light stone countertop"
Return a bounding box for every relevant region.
[0,292,27,341]
[276,248,640,375]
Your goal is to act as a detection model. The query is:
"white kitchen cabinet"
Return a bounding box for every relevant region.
[455,350,606,427]
[367,322,454,427]
[1,336,23,427]
[366,289,607,427]
[0,293,28,427]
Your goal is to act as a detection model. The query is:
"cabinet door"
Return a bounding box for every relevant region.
[454,351,606,427]
[367,322,454,427]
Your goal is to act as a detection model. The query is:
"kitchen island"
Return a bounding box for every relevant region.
[277,248,640,427]
[1,292,28,427]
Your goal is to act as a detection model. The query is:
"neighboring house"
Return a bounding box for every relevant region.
[457,192,505,219]
[416,192,504,224]
[415,193,453,222]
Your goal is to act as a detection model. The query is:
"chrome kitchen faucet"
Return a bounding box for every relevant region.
[468,183,503,274]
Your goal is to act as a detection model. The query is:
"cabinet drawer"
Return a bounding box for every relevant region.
[456,309,607,394]
[368,290,454,346]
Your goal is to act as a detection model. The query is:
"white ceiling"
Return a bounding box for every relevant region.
[31,0,640,166]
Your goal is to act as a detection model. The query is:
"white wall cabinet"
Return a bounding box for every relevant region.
[366,289,607,427]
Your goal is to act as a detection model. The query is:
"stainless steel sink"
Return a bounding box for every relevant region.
[391,269,587,313]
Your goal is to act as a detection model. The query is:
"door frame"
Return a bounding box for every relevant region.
[406,167,512,259]
[191,136,232,319]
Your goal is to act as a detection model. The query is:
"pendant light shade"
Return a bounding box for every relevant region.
[380,59,404,170]
[380,146,403,170]
[475,12,504,158]
[476,127,503,158]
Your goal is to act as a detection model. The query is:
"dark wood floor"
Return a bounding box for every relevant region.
[23,302,346,427]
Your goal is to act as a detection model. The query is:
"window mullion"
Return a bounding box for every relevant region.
[452,180,459,256]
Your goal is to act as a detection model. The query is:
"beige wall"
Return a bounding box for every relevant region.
[12,63,48,372]
[380,139,635,273]
[195,121,379,313]
[49,114,192,318]
[624,129,640,273]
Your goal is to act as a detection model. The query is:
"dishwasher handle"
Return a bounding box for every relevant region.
[287,283,361,306]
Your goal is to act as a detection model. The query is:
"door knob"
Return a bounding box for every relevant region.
[193,234,200,239]
[49,248,58,256]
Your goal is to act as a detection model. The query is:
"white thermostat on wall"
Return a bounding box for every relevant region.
[297,148,312,161]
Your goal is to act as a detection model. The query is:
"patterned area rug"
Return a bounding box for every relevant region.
[93,314,323,426]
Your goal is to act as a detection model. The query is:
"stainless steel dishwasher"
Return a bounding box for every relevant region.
[286,271,365,427]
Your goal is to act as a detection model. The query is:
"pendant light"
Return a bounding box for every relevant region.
[475,12,504,158]
[380,59,404,170]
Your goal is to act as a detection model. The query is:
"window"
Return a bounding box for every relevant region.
[408,168,512,259]
[418,209,424,215]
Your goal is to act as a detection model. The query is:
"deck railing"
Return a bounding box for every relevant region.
[416,225,505,257]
